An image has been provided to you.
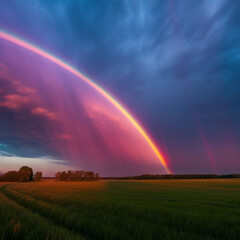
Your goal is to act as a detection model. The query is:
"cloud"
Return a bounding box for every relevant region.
[0,94,30,109]
[0,63,58,119]
[56,134,73,141]
[17,86,35,94]
[0,150,15,157]
[0,1,240,174]
[31,107,57,120]
[0,153,77,177]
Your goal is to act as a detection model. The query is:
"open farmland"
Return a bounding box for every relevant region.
[0,179,239,240]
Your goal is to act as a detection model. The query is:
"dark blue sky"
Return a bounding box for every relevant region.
[0,0,240,174]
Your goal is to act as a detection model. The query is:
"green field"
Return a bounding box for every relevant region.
[0,179,239,240]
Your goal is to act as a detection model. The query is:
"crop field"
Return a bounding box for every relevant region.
[0,179,239,240]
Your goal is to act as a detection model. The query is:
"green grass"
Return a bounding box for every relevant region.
[0,179,239,240]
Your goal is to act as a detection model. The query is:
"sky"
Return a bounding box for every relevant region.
[0,0,239,176]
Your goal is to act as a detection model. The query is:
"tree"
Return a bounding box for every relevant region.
[85,171,95,180]
[89,171,95,180]
[55,169,99,181]
[0,171,19,182]
[60,171,67,181]
[18,166,33,182]
[79,170,84,180]
[72,170,83,181]
[34,171,42,182]
[95,173,100,180]
[67,170,73,181]
[55,172,61,181]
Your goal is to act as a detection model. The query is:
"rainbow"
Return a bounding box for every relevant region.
[0,30,171,174]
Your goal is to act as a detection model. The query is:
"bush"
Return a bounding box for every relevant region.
[34,171,42,182]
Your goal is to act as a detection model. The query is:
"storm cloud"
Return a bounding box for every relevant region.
[0,0,240,174]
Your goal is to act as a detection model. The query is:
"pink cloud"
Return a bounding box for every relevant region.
[57,134,73,141]
[17,86,35,94]
[0,94,30,109]
[31,107,57,120]
[0,63,35,110]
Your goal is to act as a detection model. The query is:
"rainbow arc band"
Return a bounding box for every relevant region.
[0,30,171,174]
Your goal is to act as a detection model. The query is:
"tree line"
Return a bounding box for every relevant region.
[55,170,99,181]
[103,174,240,180]
[1,168,239,182]
[0,166,42,182]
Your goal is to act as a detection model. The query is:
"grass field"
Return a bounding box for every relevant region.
[0,179,239,240]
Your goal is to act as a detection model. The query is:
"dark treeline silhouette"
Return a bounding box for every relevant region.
[103,174,240,180]
[0,166,42,182]
[55,170,99,181]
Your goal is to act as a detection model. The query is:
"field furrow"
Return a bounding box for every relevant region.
[0,184,86,240]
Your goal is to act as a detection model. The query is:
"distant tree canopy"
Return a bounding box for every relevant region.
[103,174,240,180]
[18,166,33,182]
[0,166,33,182]
[55,170,99,181]
[0,171,19,182]
[34,171,43,182]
